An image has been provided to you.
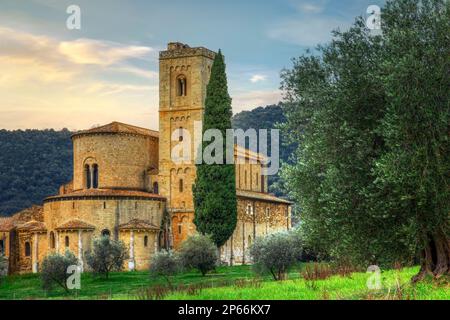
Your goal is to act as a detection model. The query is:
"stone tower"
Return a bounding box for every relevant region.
[158,42,216,248]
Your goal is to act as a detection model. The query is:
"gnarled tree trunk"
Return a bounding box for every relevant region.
[412,230,450,283]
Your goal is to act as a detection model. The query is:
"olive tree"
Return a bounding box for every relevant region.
[86,236,128,279]
[41,251,78,293]
[250,231,302,281]
[0,254,8,284]
[149,250,179,288]
[178,234,217,276]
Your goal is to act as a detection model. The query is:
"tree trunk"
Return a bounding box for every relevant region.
[412,231,449,283]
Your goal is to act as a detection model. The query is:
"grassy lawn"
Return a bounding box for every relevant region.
[0,265,448,300]
[163,266,449,300]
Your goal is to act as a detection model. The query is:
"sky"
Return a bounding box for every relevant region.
[0,0,385,131]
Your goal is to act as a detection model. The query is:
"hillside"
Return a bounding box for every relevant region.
[0,129,73,216]
[0,105,291,216]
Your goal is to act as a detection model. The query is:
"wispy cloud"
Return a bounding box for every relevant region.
[59,39,154,66]
[290,0,328,14]
[250,74,267,83]
[0,26,159,130]
[267,16,349,47]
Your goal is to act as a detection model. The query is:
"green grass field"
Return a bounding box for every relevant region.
[0,265,448,300]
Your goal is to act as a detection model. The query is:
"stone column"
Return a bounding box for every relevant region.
[154,235,158,253]
[32,233,38,273]
[78,230,83,272]
[128,231,135,271]
[56,231,60,253]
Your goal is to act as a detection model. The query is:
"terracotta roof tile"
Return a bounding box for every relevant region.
[237,190,293,204]
[119,219,160,231]
[0,217,16,232]
[16,220,47,232]
[45,189,166,202]
[56,219,95,231]
[72,122,159,139]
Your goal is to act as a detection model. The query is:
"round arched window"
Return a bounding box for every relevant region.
[101,229,111,238]
[25,242,31,257]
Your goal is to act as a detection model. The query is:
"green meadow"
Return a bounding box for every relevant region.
[0,264,447,300]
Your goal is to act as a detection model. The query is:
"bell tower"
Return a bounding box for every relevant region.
[158,42,216,248]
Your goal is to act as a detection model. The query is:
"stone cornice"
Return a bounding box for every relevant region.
[159,47,216,60]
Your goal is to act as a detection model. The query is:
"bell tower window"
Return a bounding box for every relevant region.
[179,127,184,142]
[85,164,91,189]
[177,76,187,96]
[179,179,184,193]
[92,164,99,189]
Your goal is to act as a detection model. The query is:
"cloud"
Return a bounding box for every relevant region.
[232,90,282,113]
[0,26,159,130]
[59,39,154,66]
[250,74,267,83]
[268,17,349,47]
[291,0,327,14]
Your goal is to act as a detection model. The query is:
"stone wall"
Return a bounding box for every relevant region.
[221,198,291,265]
[72,133,158,191]
[39,197,165,271]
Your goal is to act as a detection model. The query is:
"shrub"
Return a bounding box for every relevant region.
[86,236,128,279]
[41,251,78,293]
[0,254,8,284]
[150,250,179,288]
[301,263,333,281]
[178,234,217,276]
[250,231,302,281]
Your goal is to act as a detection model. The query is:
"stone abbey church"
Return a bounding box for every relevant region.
[0,43,292,274]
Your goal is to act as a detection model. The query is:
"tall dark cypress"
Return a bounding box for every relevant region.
[193,50,237,247]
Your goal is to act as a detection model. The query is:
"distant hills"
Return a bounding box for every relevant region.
[0,104,293,216]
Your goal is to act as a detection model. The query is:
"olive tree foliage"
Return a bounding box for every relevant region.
[86,236,128,279]
[0,254,8,284]
[41,251,78,293]
[250,231,303,281]
[178,234,217,276]
[149,250,180,287]
[280,0,449,280]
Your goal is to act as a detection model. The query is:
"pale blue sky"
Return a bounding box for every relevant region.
[0,0,385,130]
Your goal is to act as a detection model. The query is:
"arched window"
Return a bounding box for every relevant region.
[179,179,184,193]
[178,225,182,234]
[85,164,91,189]
[65,236,70,247]
[247,204,253,215]
[25,242,31,257]
[177,75,187,96]
[153,182,159,194]
[49,232,55,249]
[179,127,184,142]
[92,164,99,189]
[144,235,148,247]
[102,229,111,238]
[0,239,4,254]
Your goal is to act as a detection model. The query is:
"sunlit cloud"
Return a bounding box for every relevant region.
[0,26,159,130]
[250,74,267,83]
[59,39,154,66]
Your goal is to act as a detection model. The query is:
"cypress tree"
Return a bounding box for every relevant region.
[193,50,237,248]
